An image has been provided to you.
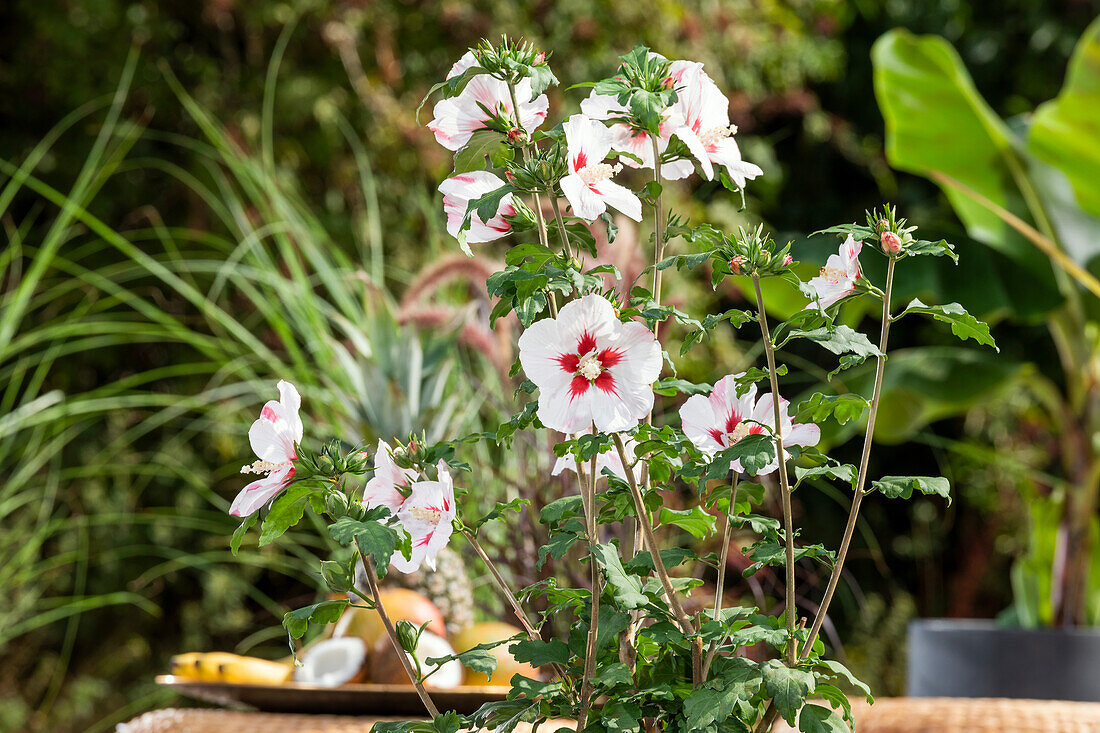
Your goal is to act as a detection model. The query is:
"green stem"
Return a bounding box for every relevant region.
[613,434,695,640]
[353,541,440,717]
[800,255,896,659]
[577,452,601,728]
[702,475,739,679]
[751,274,797,665]
[548,192,576,262]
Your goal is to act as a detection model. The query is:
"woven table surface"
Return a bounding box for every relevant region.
[119,698,1100,732]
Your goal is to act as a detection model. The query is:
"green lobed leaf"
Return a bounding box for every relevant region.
[591,543,649,610]
[871,475,952,504]
[658,506,716,539]
[451,129,509,174]
[793,463,857,489]
[329,516,401,570]
[780,325,883,359]
[897,299,998,351]
[817,659,874,704]
[760,659,816,726]
[258,483,314,546]
[794,393,869,426]
[683,657,761,730]
[799,704,848,733]
[510,637,570,670]
[230,513,257,555]
[283,599,350,640]
[705,433,776,479]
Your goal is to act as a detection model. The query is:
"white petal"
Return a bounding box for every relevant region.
[679,394,720,455]
[563,114,614,171]
[277,380,303,442]
[580,92,627,120]
[248,412,295,463]
[229,469,291,517]
[537,385,593,433]
[661,159,696,180]
[785,422,821,448]
[590,179,642,222]
[590,377,652,432]
[611,321,663,384]
[447,51,478,80]
[560,173,607,221]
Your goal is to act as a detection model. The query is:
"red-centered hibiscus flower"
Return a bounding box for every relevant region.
[231,380,303,517]
[680,374,819,476]
[392,461,457,573]
[518,293,661,434]
[439,170,516,244]
[804,234,863,310]
[427,55,549,152]
[668,61,763,187]
[362,439,418,514]
[560,114,643,222]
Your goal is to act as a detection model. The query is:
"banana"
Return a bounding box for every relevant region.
[169,652,292,684]
[195,652,244,681]
[218,656,292,685]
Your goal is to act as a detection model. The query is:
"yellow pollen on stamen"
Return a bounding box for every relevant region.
[578,162,622,186]
[699,125,737,147]
[240,459,292,476]
[577,350,604,381]
[819,266,847,285]
[727,422,752,444]
[407,506,443,524]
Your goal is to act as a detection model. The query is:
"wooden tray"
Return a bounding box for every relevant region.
[155,675,511,715]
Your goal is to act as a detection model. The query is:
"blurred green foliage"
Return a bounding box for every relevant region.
[0,1,1097,731]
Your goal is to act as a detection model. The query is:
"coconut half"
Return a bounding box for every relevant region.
[295,636,368,687]
[370,630,465,689]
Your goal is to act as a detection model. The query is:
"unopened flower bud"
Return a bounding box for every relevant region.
[782,254,793,267]
[533,51,545,64]
[506,128,525,145]
[880,231,903,254]
[730,255,747,274]
[661,76,675,89]
[878,218,890,233]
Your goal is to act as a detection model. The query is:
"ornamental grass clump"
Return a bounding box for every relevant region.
[226,38,998,733]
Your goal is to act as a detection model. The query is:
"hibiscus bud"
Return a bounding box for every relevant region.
[534,51,545,64]
[507,128,525,145]
[504,170,516,182]
[730,255,747,274]
[661,76,675,89]
[877,218,890,233]
[782,254,793,267]
[880,230,903,255]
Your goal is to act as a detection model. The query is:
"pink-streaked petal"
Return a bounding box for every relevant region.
[248,414,295,464]
[679,393,721,455]
[560,173,607,221]
[563,114,614,171]
[590,179,642,222]
[229,469,291,517]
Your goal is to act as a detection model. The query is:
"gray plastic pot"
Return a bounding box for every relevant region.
[907,618,1100,701]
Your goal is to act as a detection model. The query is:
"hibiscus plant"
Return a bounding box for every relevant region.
[227,38,998,733]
